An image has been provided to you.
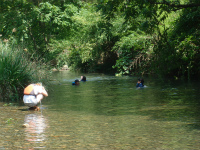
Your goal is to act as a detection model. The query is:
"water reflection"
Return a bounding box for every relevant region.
[24,113,48,143]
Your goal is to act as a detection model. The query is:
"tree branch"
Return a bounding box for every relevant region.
[148,0,200,9]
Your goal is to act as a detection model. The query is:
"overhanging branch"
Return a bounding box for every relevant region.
[148,0,200,9]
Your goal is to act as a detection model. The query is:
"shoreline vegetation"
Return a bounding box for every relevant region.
[0,0,199,102]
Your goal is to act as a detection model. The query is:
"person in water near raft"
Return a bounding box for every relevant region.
[80,76,86,81]
[23,83,48,111]
[136,78,144,87]
[72,79,80,85]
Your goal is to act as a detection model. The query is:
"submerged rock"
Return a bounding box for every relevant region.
[22,123,29,128]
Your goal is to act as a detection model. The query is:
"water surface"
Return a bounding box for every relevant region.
[0,71,200,149]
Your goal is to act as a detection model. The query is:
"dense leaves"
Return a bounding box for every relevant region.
[0,0,199,79]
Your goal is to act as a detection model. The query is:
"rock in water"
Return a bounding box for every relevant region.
[22,123,29,128]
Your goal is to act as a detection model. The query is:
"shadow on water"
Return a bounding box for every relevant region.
[18,108,29,111]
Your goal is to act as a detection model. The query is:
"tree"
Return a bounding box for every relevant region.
[96,0,200,77]
[0,1,79,57]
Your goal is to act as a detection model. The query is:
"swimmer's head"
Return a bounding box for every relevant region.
[75,79,80,85]
[81,76,86,81]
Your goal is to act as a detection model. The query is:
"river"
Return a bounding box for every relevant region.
[0,70,200,149]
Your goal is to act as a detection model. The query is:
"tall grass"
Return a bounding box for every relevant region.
[0,41,50,102]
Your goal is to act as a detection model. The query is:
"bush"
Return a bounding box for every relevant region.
[112,31,152,75]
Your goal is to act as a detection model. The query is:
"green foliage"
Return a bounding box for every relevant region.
[150,28,179,77]
[47,39,69,69]
[0,1,79,58]
[37,2,77,38]
[1,0,200,80]
[66,42,96,72]
[150,6,200,78]
[112,31,152,75]
[64,3,117,73]
[95,0,200,78]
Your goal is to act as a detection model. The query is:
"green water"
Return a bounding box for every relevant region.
[0,71,200,149]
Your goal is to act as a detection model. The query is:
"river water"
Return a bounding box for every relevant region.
[0,71,200,149]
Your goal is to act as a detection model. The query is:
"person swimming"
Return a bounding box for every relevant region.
[72,79,80,85]
[136,78,144,87]
[80,76,86,81]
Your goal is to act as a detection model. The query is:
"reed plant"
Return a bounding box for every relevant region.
[0,40,50,102]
